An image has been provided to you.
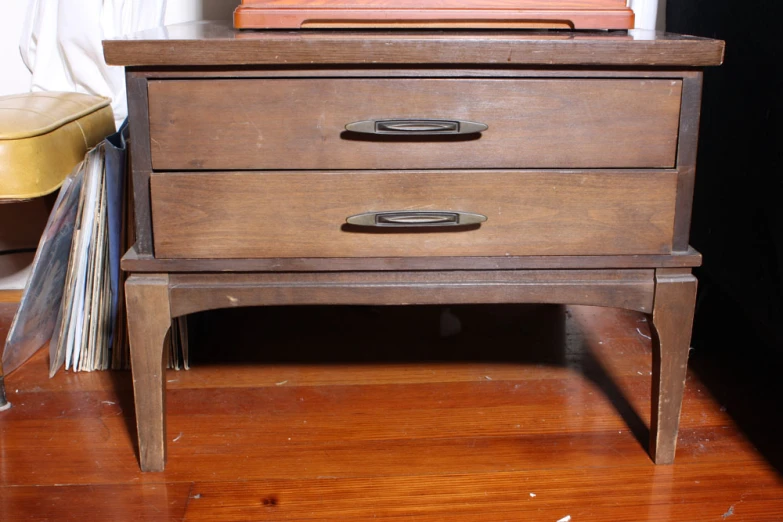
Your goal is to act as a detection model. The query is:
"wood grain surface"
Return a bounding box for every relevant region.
[133,69,702,80]
[1,303,781,520]
[148,78,682,171]
[126,73,154,256]
[150,170,677,259]
[121,246,704,273]
[233,7,635,30]
[166,269,656,317]
[101,22,726,67]
[673,73,705,251]
[125,274,171,472]
[0,290,23,303]
[649,268,698,464]
[238,0,629,7]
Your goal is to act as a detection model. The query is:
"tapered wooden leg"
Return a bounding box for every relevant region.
[649,268,698,465]
[125,274,171,472]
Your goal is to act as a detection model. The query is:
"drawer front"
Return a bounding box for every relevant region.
[150,171,677,259]
[148,78,682,170]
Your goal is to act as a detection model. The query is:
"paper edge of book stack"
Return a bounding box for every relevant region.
[47,138,189,376]
[3,126,191,377]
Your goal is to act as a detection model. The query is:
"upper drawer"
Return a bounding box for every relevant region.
[147,78,682,170]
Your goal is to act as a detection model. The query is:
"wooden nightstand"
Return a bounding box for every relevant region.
[103,22,724,472]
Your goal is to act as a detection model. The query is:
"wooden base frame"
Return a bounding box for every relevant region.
[126,267,696,472]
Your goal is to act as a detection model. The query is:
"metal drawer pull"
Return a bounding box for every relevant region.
[346,211,487,227]
[345,119,488,135]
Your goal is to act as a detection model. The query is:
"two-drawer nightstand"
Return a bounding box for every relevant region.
[103,22,724,472]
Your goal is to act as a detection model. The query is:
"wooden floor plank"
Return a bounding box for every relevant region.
[280,502,783,522]
[0,377,730,428]
[182,463,783,521]
[0,483,192,522]
[0,412,764,485]
[1,303,781,520]
[0,290,23,303]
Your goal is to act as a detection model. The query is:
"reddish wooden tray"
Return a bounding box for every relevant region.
[234,0,635,30]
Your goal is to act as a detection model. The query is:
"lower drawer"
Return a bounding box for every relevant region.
[150,170,677,259]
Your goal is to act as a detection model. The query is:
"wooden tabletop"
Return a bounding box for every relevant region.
[103,20,724,67]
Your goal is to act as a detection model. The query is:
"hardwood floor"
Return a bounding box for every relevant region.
[1,302,781,521]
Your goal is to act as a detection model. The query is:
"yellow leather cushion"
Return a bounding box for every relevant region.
[0,92,115,201]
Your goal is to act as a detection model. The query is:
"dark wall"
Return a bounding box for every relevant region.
[667,0,782,354]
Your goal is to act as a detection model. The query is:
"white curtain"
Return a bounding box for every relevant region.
[19,0,167,129]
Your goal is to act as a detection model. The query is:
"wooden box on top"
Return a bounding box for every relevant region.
[234,0,635,30]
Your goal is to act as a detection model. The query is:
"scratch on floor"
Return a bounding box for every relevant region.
[636,327,652,340]
[556,516,571,522]
[722,505,735,519]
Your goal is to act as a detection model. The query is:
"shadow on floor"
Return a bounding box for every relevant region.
[186,303,650,455]
[689,284,783,476]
